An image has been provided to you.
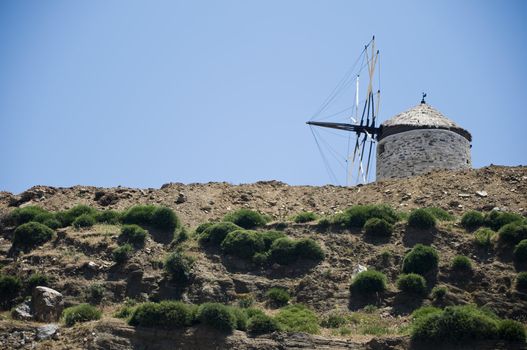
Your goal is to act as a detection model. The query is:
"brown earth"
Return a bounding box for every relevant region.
[0,165,526,350]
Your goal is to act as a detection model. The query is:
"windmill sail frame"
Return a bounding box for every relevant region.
[307,36,382,186]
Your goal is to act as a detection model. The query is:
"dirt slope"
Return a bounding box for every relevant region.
[0,165,526,350]
[1,165,525,228]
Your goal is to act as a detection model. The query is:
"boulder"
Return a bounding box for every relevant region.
[351,264,367,279]
[175,192,187,204]
[99,193,119,206]
[476,190,488,197]
[36,324,59,340]
[32,286,64,322]
[11,300,33,321]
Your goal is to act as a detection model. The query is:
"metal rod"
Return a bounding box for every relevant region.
[306,121,380,138]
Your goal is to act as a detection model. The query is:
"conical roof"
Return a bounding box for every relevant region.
[379,102,471,141]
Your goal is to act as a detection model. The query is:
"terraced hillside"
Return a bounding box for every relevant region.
[0,165,526,350]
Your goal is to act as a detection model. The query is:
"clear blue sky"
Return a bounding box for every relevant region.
[1,0,526,194]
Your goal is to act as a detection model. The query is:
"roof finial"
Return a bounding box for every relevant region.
[421,92,427,104]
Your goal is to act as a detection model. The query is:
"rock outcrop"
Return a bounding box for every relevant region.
[32,286,64,322]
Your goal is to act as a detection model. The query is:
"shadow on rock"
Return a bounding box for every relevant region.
[348,291,387,311]
[146,227,174,245]
[218,253,319,279]
[390,293,424,316]
[363,233,392,246]
[155,277,185,301]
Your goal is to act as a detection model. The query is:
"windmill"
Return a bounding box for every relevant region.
[307,36,381,185]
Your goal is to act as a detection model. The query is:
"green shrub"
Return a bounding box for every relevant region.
[221,230,264,259]
[268,238,296,265]
[62,304,101,326]
[122,205,180,232]
[245,307,265,319]
[402,244,439,276]
[13,222,54,251]
[252,252,268,265]
[6,206,50,226]
[174,227,189,243]
[86,284,105,304]
[363,218,393,237]
[499,222,527,246]
[350,270,387,296]
[275,304,319,334]
[96,210,121,224]
[461,211,485,230]
[237,294,254,308]
[266,288,290,307]
[485,210,524,231]
[411,305,496,343]
[229,306,248,331]
[268,237,325,265]
[316,217,331,230]
[452,255,472,272]
[194,222,213,235]
[397,273,427,295]
[411,305,525,344]
[199,222,241,246]
[431,286,447,300]
[32,212,55,224]
[294,238,325,261]
[332,205,399,229]
[516,272,527,291]
[321,312,347,328]
[129,301,195,329]
[474,228,495,248]
[260,230,286,250]
[514,240,527,264]
[72,214,96,229]
[223,209,268,229]
[424,207,454,221]
[411,306,441,322]
[498,319,526,342]
[57,205,98,227]
[407,209,436,230]
[197,303,237,332]
[67,204,97,217]
[25,273,49,292]
[114,305,137,319]
[122,205,156,226]
[122,205,179,238]
[164,251,194,283]
[119,224,147,247]
[292,211,318,223]
[42,218,61,229]
[379,250,392,265]
[0,275,22,309]
[113,244,133,264]
[150,206,180,232]
[247,313,282,335]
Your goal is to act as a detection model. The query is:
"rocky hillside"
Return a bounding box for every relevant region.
[0,165,526,350]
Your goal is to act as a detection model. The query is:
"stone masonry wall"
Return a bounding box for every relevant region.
[376,128,471,181]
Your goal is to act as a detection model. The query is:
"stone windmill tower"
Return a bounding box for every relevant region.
[306,37,473,184]
[308,95,473,183]
[376,97,472,181]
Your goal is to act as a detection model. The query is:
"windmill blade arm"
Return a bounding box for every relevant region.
[306,121,380,137]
